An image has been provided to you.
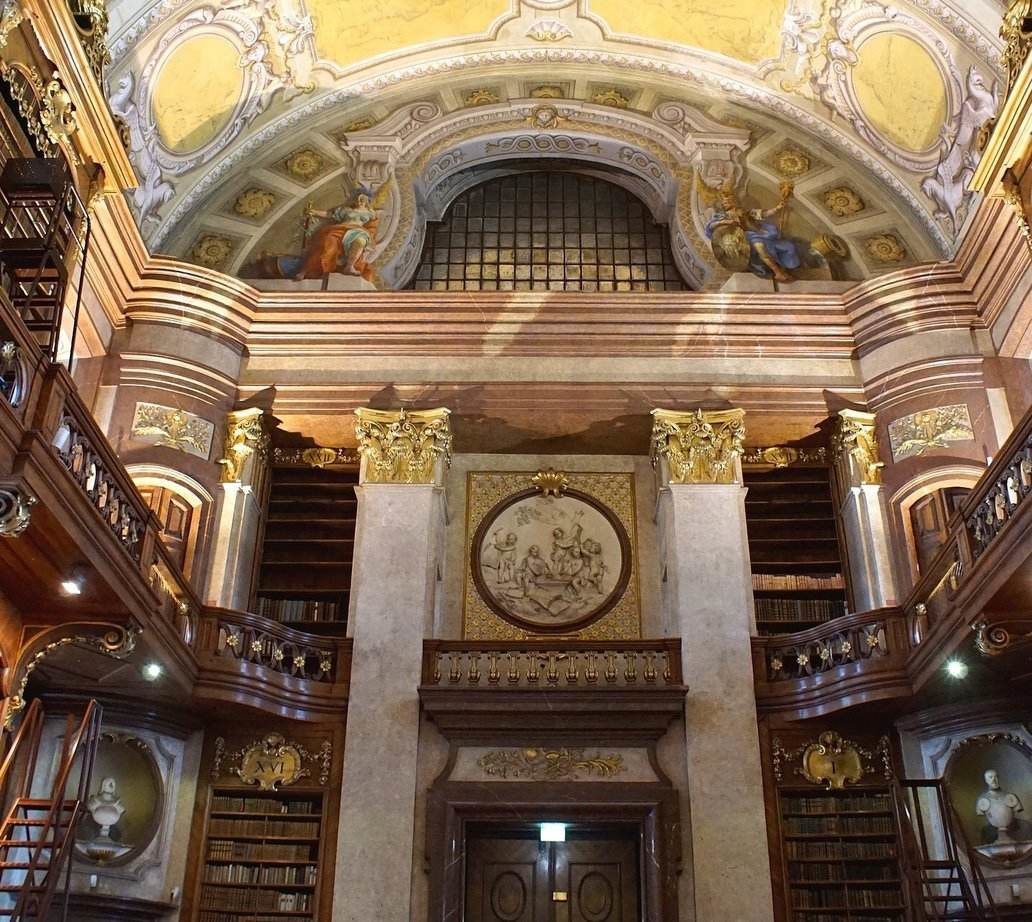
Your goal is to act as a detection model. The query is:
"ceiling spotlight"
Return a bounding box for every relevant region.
[60,575,84,596]
[142,662,163,682]
[945,658,969,680]
[539,823,567,842]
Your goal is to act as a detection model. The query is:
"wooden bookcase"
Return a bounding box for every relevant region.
[185,724,343,922]
[197,788,325,922]
[255,465,357,629]
[777,785,907,921]
[744,464,849,636]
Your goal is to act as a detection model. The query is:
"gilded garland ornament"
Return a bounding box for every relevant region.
[353,407,451,484]
[477,747,625,781]
[771,732,892,789]
[650,408,745,484]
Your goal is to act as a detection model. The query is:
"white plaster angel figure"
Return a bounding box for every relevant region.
[109,71,174,234]
[921,66,998,238]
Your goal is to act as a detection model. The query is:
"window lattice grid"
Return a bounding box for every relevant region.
[409,171,688,291]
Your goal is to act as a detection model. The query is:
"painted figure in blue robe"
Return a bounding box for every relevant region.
[705,181,801,283]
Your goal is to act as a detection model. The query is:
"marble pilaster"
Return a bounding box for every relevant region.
[832,410,900,610]
[652,408,774,922]
[333,407,450,922]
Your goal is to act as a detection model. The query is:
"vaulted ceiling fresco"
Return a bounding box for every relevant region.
[106,0,1005,291]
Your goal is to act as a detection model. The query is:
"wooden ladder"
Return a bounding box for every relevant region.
[0,699,102,921]
[896,779,1001,922]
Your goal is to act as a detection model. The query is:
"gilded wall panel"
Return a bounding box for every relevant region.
[462,471,642,640]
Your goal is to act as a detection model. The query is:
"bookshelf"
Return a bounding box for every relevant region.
[196,788,326,922]
[255,465,357,630]
[744,465,849,636]
[778,786,907,921]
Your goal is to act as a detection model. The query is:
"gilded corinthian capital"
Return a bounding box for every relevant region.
[831,409,883,486]
[218,407,269,484]
[650,408,746,484]
[1001,0,1032,98]
[354,407,452,484]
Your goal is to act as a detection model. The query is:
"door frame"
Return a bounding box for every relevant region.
[427,780,681,922]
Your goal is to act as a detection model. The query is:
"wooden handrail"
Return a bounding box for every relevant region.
[0,698,44,795]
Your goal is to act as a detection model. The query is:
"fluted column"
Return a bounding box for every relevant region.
[202,408,270,610]
[333,408,451,922]
[831,409,901,611]
[651,408,774,922]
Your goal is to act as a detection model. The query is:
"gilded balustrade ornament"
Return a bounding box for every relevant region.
[0,484,35,537]
[477,747,625,781]
[353,407,451,484]
[832,409,884,486]
[1001,0,1032,99]
[217,408,269,484]
[650,408,746,484]
[0,1,23,51]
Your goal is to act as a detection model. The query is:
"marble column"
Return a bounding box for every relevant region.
[651,409,775,922]
[333,408,451,922]
[202,408,269,609]
[832,410,900,611]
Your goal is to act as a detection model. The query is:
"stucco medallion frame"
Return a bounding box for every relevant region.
[470,486,632,635]
[943,733,1032,869]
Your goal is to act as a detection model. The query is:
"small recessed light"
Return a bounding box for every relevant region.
[945,658,968,679]
[142,662,163,682]
[60,576,83,596]
[540,823,567,842]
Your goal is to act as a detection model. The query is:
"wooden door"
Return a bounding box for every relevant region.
[555,839,639,922]
[466,832,640,922]
[910,487,970,574]
[466,836,551,922]
[138,485,195,572]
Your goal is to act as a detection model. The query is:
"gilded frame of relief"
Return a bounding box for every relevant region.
[462,471,641,640]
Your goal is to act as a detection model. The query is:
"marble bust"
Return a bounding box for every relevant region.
[80,775,135,862]
[977,768,1022,843]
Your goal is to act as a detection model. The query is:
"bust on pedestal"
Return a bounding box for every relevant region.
[976,768,1032,862]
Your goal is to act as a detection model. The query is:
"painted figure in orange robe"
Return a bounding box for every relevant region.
[293,188,379,282]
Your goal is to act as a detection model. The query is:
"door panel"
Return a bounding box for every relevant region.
[466,833,640,922]
[467,837,551,922]
[555,840,639,922]
[139,485,195,572]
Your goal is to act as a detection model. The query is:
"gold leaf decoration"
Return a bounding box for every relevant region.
[283,147,326,182]
[591,88,630,108]
[233,188,276,220]
[477,747,626,781]
[864,233,908,264]
[190,234,234,270]
[822,185,866,217]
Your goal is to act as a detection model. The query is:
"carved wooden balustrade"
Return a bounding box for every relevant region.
[420,640,686,743]
[754,405,1032,716]
[195,610,352,721]
[423,639,682,688]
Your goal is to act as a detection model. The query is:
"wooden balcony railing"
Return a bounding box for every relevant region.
[754,405,1032,715]
[422,639,683,688]
[195,610,352,721]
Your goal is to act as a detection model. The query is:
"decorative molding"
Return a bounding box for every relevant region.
[210,732,332,791]
[772,731,892,789]
[650,408,746,485]
[831,409,884,486]
[476,747,626,781]
[743,445,828,467]
[531,468,569,496]
[526,18,572,43]
[0,1,23,51]
[886,403,974,461]
[0,484,35,537]
[131,402,215,460]
[271,446,359,467]
[353,406,451,484]
[1001,0,1032,99]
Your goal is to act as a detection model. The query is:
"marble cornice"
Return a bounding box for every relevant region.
[74,190,1031,375]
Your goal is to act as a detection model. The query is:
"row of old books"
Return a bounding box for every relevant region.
[208,840,315,861]
[209,817,319,838]
[781,794,890,814]
[753,573,845,591]
[786,840,897,861]
[205,863,317,884]
[784,814,895,836]
[755,597,847,622]
[788,862,899,882]
[211,794,319,815]
[256,596,344,623]
[200,889,312,911]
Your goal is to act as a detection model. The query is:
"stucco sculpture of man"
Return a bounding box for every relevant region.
[977,768,1023,843]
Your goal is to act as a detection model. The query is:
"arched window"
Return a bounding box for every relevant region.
[409,170,689,292]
